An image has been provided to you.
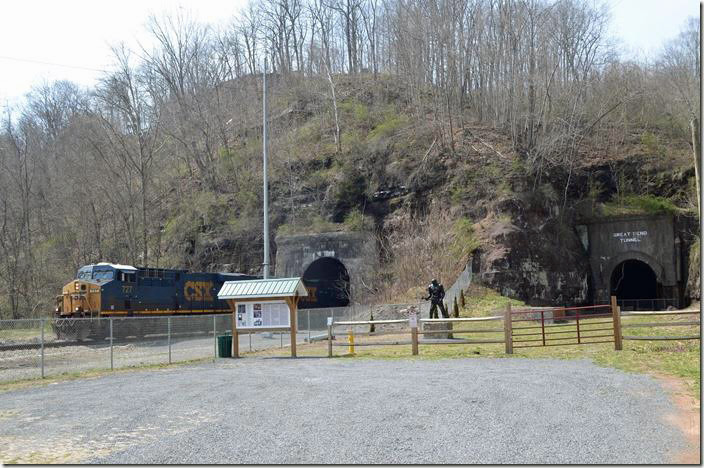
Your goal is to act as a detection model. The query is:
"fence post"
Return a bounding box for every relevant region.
[504,303,513,354]
[540,310,546,346]
[611,295,623,351]
[213,315,217,361]
[307,310,311,343]
[167,317,172,364]
[410,312,418,356]
[249,331,252,351]
[110,318,114,370]
[327,317,333,358]
[40,318,45,378]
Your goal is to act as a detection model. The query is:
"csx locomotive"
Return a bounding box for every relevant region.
[54,262,258,340]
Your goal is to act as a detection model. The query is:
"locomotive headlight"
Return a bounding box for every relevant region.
[75,283,79,290]
[75,307,79,311]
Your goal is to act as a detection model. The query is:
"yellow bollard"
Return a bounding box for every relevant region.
[348,329,355,355]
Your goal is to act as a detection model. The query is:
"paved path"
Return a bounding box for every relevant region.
[0,358,689,464]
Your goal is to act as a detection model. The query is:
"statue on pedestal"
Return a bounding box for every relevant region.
[425,279,449,319]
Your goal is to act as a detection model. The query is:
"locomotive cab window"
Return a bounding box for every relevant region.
[93,270,114,281]
[120,272,136,283]
[77,268,91,280]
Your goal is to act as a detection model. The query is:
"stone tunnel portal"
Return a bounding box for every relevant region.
[299,257,351,309]
[610,259,659,306]
[582,214,685,310]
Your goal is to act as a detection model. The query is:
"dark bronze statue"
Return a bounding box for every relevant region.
[424,279,449,319]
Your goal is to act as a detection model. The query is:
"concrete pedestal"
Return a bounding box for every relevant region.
[422,321,454,340]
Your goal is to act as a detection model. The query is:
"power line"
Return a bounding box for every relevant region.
[0,55,106,73]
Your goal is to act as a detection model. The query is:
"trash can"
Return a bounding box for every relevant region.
[217,335,233,358]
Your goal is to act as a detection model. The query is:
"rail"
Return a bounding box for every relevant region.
[616,298,678,311]
[619,308,700,342]
[326,313,506,357]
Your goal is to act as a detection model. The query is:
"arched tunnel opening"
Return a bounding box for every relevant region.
[610,259,661,310]
[299,257,351,309]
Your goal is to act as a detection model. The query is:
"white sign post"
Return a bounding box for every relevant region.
[409,310,419,355]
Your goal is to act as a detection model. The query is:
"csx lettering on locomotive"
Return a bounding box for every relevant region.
[184,281,214,301]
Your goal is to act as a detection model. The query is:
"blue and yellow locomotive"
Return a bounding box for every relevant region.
[53,262,258,340]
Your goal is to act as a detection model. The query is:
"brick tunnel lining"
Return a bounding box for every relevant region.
[300,257,351,309]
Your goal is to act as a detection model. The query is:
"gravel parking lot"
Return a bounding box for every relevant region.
[0,357,690,464]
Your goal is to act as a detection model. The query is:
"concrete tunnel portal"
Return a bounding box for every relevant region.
[275,231,378,309]
[299,257,351,309]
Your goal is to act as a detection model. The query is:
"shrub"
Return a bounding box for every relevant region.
[343,209,374,231]
[277,216,344,236]
[450,218,481,261]
[369,106,408,140]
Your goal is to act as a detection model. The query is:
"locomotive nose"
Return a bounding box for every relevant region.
[59,280,98,317]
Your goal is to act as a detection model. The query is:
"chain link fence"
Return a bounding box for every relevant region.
[0,315,312,383]
[0,304,424,383]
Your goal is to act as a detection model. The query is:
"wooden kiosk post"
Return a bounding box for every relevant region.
[218,278,308,359]
[228,300,240,358]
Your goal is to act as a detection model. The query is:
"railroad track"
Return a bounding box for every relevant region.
[0,340,84,352]
[0,330,217,352]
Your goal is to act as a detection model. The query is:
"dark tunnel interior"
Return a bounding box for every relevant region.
[610,259,658,306]
[300,257,351,309]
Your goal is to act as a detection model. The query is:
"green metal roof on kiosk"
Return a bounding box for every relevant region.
[217,277,308,299]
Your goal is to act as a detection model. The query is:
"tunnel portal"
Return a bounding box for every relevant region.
[299,257,351,309]
[275,231,378,308]
[610,259,659,308]
[581,214,685,310]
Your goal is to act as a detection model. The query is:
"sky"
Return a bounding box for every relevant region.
[0,0,700,109]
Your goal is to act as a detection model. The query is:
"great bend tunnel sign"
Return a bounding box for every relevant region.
[612,231,648,244]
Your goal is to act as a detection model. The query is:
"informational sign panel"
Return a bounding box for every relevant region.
[236,301,290,329]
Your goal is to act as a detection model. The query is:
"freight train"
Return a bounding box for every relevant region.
[53,262,259,340]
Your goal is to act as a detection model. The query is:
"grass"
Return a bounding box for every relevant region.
[0,321,53,341]
[600,194,683,216]
[0,357,212,394]
[461,284,526,316]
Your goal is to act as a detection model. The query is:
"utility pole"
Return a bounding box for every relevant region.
[262,57,270,279]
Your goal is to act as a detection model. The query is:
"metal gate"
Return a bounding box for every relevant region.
[510,304,615,349]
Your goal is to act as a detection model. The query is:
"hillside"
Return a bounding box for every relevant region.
[156,73,697,305]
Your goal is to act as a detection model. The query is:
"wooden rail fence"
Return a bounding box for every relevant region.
[324,297,700,357]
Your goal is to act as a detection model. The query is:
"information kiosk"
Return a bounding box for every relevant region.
[217,277,308,357]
